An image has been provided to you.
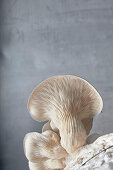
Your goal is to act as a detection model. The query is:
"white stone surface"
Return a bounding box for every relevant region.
[64,133,113,170]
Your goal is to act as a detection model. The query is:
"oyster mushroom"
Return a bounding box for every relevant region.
[28,75,103,153]
[42,121,59,135]
[24,130,68,163]
[42,121,52,132]
[28,157,66,170]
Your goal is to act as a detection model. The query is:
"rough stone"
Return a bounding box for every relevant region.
[64,133,113,170]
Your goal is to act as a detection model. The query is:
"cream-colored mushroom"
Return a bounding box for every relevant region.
[28,158,66,170]
[42,121,52,132]
[42,121,59,135]
[24,130,68,163]
[28,75,103,153]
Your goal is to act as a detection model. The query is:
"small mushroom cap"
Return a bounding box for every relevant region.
[42,121,53,132]
[28,75,103,122]
[42,121,59,135]
[29,157,66,170]
[24,130,68,162]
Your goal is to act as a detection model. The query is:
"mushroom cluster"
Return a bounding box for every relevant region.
[24,75,103,170]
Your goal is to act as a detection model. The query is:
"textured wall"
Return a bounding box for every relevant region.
[0,0,113,169]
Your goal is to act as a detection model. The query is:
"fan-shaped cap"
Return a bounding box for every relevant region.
[28,75,103,122]
[24,130,68,162]
[28,157,66,170]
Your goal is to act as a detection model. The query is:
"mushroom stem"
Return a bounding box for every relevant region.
[59,116,87,154]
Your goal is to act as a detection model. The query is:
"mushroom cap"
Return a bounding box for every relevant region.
[29,157,66,170]
[28,75,103,123]
[42,121,59,135]
[24,130,68,162]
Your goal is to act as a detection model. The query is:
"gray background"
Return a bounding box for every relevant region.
[0,0,113,169]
